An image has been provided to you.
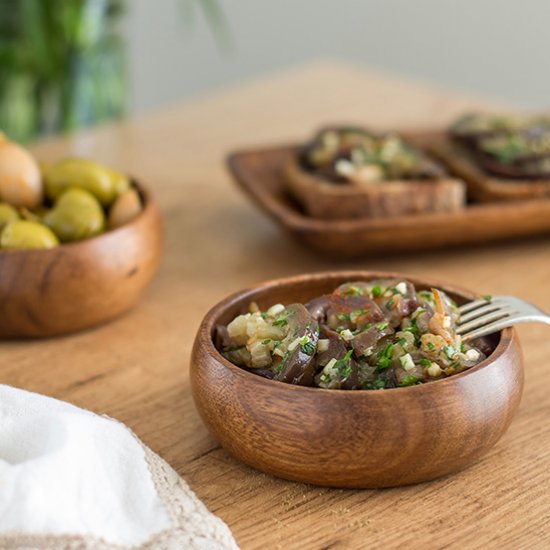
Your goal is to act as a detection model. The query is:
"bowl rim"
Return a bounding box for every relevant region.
[197,270,516,396]
[0,179,156,255]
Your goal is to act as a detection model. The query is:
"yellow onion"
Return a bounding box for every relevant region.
[0,133,43,208]
[108,188,142,229]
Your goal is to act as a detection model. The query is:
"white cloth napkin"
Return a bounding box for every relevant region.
[0,384,238,550]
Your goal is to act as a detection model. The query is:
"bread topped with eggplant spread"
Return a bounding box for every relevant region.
[284,126,466,219]
[430,112,550,202]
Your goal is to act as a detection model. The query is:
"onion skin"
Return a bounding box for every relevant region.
[108,188,142,229]
[0,134,43,209]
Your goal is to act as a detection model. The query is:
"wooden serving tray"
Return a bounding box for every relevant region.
[227,144,550,259]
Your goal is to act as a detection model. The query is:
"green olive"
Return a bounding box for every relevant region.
[1,220,59,250]
[44,159,122,206]
[43,188,105,242]
[0,202,20,230]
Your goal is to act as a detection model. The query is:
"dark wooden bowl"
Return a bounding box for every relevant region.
[191,271,524,488]
[0,182,163,338]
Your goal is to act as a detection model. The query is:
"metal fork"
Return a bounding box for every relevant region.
[456,296,550,341]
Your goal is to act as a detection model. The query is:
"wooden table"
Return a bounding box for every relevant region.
[6,62,550,549]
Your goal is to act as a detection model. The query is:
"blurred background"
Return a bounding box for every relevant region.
[2,0,548,143]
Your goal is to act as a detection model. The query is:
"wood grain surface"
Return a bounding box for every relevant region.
[3,61,549,549]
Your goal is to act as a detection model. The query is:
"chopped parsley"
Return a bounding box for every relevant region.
[364,377,386,390]
[444,345,456,360]
[337,313,350,321]
[299,335,316,356]
[371,286,382,298]
[419,291,436,306]
[302,342,316,355]
[399,374,420,387]
[275,350,291,373]
[482,295,493,302]
[403,325,420,346]
[261,338,282,351]
[334,350,354,379]
[377,344,394,371]
[427,341,435,350]
[342,286,361,296]
[354,320,389,335]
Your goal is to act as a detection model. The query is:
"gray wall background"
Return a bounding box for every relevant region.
[125,0,549,113]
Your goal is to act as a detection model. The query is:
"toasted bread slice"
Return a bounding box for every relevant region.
[284,154,465,220]
[430,137,550,202]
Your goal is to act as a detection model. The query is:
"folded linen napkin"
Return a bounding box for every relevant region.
[0,384,238,550]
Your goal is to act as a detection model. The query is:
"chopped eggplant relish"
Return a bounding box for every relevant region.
[450,113,550,179]
[301,127,445,184]
[450,112,550,141]
[216,280,492,390]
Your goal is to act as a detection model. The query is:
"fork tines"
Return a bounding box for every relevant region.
[457,298,516,337]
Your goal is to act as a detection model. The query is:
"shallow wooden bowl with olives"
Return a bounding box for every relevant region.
[0,135,163,338]
[0,182,162,338]
[191,271,524,488]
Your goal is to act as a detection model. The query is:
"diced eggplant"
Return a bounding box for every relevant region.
[340,357,361,390]
[222,347,251,368]
[326,293,384,331]
[380,368,398,389]
[470,336,494,357]
[316,327,347,368]
[413,307,433,333]
[214,324,232,349]
[352,324,395,357]
[305,295,330,323]
[476,151,550,179]
[253,367,276,380]
[394,281,421,317]
[272,304,319,386]
[373,279,421,327]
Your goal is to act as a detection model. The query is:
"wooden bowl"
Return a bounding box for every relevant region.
[0,182,163,338]
[191,271,524,488]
